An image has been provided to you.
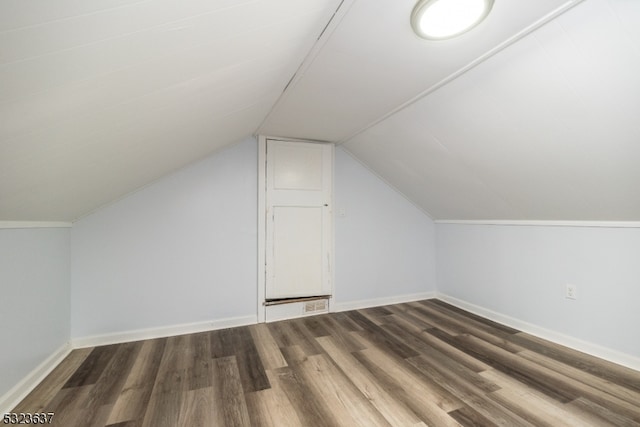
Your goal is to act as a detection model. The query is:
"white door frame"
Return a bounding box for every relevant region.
[257,135,335,322]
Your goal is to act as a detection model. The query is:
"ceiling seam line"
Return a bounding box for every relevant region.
[255,0,356,137]
[335,0,587,146]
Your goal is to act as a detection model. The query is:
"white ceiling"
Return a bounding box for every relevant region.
[2,0,639,221]
[0,0,342,220]
[342,0,640,220]
[259,0,582,142]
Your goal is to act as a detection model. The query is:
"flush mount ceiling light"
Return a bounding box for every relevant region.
[411,0,494,40]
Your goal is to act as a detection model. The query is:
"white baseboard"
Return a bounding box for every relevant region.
[0,221,72,229]
[0,342,72,415]
[437,293,640,372]
[435,220,640,228]
[332,291,436,312]
[72,315,258,348]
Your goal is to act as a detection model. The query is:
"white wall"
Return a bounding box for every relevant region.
[0,227,70,401]
[334,148,437,307]
[71,138,258,339]
[437,223,640,360]
[71,139,438,340]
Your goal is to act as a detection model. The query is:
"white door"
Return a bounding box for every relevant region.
[265,139,333,300]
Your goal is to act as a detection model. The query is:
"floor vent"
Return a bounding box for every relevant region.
[304,299,328,313]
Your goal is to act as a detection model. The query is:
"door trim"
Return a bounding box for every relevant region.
[257,136,267,323]
[257,136,335,323]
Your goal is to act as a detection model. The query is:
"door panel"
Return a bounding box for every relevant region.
[273,144,324,190]
[265,139,333,300]
[270,206,324,298]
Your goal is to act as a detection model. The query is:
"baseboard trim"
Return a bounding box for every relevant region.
[0,221,72,229]
[332,291,436,312]
[435,220,640,228]
[0,342,72,414]
[72,315,258,348]
[437,293,640,372]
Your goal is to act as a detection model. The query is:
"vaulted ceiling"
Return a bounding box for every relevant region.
[1,0,639,221]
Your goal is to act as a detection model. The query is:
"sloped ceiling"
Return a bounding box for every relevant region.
[0,0,342,220]
[342,0,640,220]
[2,0,639,221]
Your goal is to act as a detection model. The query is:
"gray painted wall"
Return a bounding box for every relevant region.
[71,139,437,339]
[0,228,70,400]
[437,223,640,358]
[71,138,259,338]
[335,148,437,304]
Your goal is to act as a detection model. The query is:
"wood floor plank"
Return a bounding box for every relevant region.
[317,335,426,426]
[351,349,462,426]
[421,300,520,339]
[386,302,442,330]
[87,403,116,427]
[566,396,639,427]
[519,348,640,406]
[210,328,236,359]
[270,366,339,427]
[554,375,640,423]
[82,341,143,426]
[106,420,143,427]
[188,332,212,391]
[286,319,326,356]
[13,298,640,426]
[382,307,430,335]
[427,328,581,403]
[347,311,420,359]
[213,356,252,427]
[244,370,303,427]
[428,299,520,334]
[415,301,525,353]
[359,307,393,326]
[383,324,500,395]
[510,332,640,392]
[480,369,599,427]
[249,323,288,370]
[279,344,309,365]
[13,347,93,412]
[175,387,217,427]
[301,315,332,337]
[267,319,324,357]
[354,334,464,412]
[459,333,640,422]
[332,311,365,332]
[63,344,119,388]
[488,383,580,426]
[407,301,469,335]
[298,353,393,426]
[107,338,166,425]
[88,342,142,404]
[315,314,367,353]
[447,405,499,427]
[383,312,492,373]
[231,327,271,393]
[140,380,186,427]
[45,385,94,427]
[141,335,192,427]
[406,356,537,427]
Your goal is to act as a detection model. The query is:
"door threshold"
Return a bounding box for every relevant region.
[264,295,331,306]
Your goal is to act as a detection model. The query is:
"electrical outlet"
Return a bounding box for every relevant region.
[566,284,577,300]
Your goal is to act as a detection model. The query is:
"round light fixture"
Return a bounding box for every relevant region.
[411,0,494,40]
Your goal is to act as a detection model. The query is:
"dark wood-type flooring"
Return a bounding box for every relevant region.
[13,299,640,426]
